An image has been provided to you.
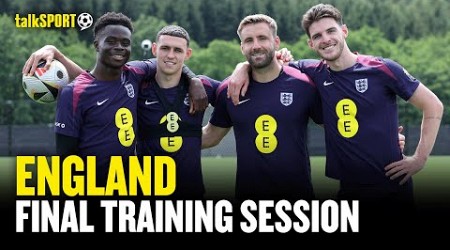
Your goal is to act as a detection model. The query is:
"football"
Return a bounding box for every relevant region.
[22,59,69,104]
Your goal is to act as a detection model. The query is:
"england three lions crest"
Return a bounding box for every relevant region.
[124,82,135,98]
[355,78,368,93]
[280,92,293,106]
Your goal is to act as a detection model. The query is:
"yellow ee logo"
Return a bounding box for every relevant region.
[160,112,182,152]
[335,99,359,138]
[254,115,278,154]
[115,108,135,147]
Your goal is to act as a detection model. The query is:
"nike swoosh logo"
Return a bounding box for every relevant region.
[97,99,109,106]
[145,100,159,105]
[323,81,334,86]
[238,99,250,105]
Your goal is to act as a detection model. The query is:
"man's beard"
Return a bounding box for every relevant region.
[248,49,274,69]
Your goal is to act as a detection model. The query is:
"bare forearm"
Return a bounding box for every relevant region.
[413,111,443,162]
[54,49,84,81]
[202,125,219,149]
[408,83,444,163]
[201,123,230,149]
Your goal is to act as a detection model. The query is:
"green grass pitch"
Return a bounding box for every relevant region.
[201,156,450,204]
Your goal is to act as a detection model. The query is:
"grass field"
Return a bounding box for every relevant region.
[202,156,450,204]
[2,156,450,205]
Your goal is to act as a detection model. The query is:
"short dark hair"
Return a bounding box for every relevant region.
[155,25,190,46]
[93,12,134,38]
[301,4,343,38]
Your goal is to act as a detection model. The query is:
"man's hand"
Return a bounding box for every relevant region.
[398,126,405,153]
[384,155,426,185]
[22,45,59,76]
[188,78,208,114]
[276,48,293,64]
[227,62,250,106]
[384,125,417,185]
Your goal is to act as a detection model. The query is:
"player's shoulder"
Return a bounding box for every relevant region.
[123,62,145,75]
[198,75,220,88]
[357,54,398,66]
[124,59,157,75]
[65,71,97,98]
[357,54,405,76]
[71,71,94,87]
[282,65,315,87]
[295,58,323,68]
[300,58,322,64]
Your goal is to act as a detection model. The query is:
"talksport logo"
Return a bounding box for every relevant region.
[15,13,93,30]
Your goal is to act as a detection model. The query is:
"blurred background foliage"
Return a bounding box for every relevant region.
[1,0,449,125]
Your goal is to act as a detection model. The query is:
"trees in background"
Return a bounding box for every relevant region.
[1,0,449,125]
[9,0,450,45]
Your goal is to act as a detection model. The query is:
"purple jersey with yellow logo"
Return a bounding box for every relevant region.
[290,55,420,185]
[54,60,156,178]
[136,75,219,199]
[210,66,322,201]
